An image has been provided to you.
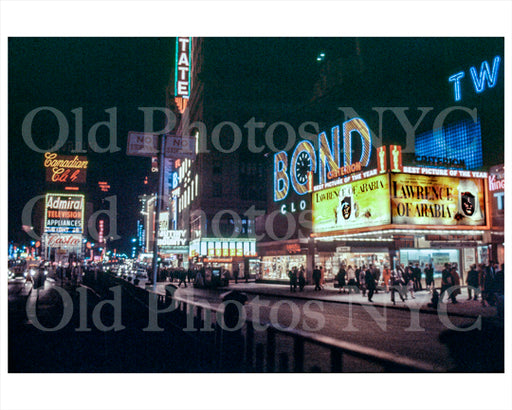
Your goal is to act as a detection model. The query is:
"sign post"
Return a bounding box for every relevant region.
[151,134,166,290]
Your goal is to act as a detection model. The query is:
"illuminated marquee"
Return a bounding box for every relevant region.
[274,117,372,202]
[44,152,88,184]
[44,193,85,234]
[313,174,391,233]
[391,174,486,226]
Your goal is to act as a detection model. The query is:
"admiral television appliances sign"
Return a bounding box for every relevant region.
[44,193,85,234]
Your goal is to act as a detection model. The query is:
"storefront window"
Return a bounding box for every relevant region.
[399,249,459,275]
[261,255,307,280]
[316,252,390,279]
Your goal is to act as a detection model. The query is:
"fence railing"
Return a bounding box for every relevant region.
[88,271,446,372]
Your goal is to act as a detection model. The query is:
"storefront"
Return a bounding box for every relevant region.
[310,162,491,281]
[258,239,310,281]
[189,237,259,277]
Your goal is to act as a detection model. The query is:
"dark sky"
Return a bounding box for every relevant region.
[8,37,504,252]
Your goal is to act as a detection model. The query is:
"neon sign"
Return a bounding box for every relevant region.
[44,152,88,184]
[175,37,191,99]
[274,118,372,202]
[44,193,85,234]
[448,56,501,101]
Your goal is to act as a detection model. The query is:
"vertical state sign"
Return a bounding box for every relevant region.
[313,174,391,233]
[175,37,191,97]
[45,193,85,234]
[391,174,486,226]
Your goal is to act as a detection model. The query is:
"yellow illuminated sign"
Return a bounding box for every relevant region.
[391,174,486,226]
[313,174,391,233]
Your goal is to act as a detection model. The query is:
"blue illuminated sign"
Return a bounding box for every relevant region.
[448,56,501,101]
[273,118,372,202]
[415,119,483,170]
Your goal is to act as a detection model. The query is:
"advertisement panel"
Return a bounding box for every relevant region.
[45,193,85,234]
[45,234,82,248]
[313,174,391,233]
[391,174,486,226]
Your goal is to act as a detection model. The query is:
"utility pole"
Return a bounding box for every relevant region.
[151,134,166,290]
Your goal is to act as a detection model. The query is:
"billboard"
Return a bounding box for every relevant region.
[313,174,391,233]
[391,174,486,226]
[44,193,85,234]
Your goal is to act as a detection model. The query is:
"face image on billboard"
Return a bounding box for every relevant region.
[313,174,391,233]
[391,174,486,226]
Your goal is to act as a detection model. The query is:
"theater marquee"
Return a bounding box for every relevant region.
[391,174,486,226]
[313,174,391,233]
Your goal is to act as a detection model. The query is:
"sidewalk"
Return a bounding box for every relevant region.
[144,279,498,319]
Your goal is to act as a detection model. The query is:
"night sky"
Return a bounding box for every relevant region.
[8,37,504,253]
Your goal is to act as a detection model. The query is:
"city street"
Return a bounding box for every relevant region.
[8,275,503,372]
[3,12,510,410]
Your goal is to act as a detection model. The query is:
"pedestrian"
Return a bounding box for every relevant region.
[466,264,480,300]
[404,264,415,299]
[359,266,366,296]
[346,265,357,293]
[382,264,391,293]
[312,266,321,291]
[450,266,461,303]
[427,289,440,309]
[440,263,456,303]
[478,264,488,306]
[289,267,297,292]
[424,263,434,292]
[390,269,406,305]
[233,269,239,284]
[178,269,187,288]
[320,266,325,288]
[372,266,381,293]
[413,263,422,291]
[365,265,376,302]
[336,265,346,294]
[298,266,306,292]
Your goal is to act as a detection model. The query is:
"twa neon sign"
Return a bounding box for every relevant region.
[274,118,372,202]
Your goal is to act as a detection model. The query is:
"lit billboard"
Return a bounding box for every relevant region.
[313,174,391,233]
[391,174,486,226]
[44,193,85,234]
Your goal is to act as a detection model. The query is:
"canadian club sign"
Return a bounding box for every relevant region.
[44,152,88,185]
[46,234,82,248]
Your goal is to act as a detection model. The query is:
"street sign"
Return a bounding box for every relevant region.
[126,132,159,157]
[164,135,195,160]
[127,132,195,160]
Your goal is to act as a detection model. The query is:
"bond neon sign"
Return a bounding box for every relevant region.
[274,118,372,202]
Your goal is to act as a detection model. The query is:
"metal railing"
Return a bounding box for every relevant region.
[149,285,444,372]
[87,272,446,372]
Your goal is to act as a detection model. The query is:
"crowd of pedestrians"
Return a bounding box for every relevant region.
[286,260,505,308]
